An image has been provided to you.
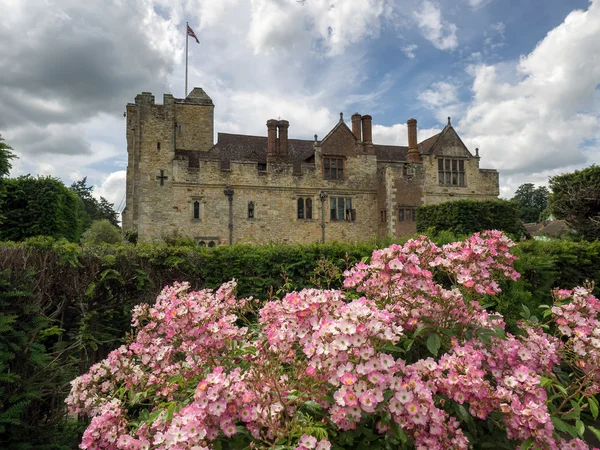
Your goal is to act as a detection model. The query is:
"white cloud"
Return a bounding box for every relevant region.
[418,81,463,124]
[373,123,441,147]
[402,44,418,59]
[465,0,490,10]
[247,0,391,56]
[95,171,127,213]
[414,1,458,51]
[459,0,600,177]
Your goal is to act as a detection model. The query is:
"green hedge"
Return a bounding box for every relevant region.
[416,199,524,237]
[1,235,599,447]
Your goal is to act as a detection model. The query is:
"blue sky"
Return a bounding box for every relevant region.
[1,0,598,213]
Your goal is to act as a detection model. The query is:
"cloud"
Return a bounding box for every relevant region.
[459,0,600,178]
[402,44,418,59]
[414,1,458,51]
[465,0,490,10]
[95,171,127,212]
[418,81,463,124]
[247,0,391,56]
[0,0,179,162]
[373,123,441,147]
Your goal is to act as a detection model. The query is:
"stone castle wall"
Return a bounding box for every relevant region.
[123,90,501,245]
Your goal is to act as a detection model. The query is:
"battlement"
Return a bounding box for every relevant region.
[132,88,213,107]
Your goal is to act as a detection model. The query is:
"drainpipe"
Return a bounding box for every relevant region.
[224,186,234,245]
[320,191,328,244]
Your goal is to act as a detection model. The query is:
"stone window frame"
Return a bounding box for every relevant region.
[190,196,205,221]
[438,158,466,186]
[296,196,314,220]
[398,207,417,222]
[248,201,255,219]
[329,196,356,222]
[380,209,387,223]
[323,156,345,180]
[196,236,220,247]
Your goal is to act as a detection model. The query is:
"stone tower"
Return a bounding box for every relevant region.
[122,88,214,234]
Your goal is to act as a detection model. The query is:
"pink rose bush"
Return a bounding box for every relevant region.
[66,231,600,450]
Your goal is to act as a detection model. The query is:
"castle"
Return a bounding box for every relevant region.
[122,88,499,245]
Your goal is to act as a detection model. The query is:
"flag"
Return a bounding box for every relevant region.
[187,24,199,44]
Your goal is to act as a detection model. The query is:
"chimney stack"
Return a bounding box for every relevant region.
[267,119,278,156]
[361,114,374,153]
[351,113,362,141]
[407,118,420,162]
[278,120,289,156]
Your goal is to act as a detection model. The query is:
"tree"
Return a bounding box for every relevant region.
[80,219,122,245]
[0,176,84,242]
[0,135,16,179]
[511,183,549,223]
[70,177,118,230]
[549,165,600,241]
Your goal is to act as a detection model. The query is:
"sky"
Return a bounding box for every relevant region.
[1,0,599,214]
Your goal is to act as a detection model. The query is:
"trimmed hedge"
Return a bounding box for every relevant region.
[416,199,524,237]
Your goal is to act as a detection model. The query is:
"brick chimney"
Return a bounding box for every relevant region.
[278,120,289,156]
[361,114,374,153]
[351,113,362,141]
[267,119,278,156]
[407,118,420,162]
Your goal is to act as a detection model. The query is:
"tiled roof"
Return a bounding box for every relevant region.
[374,144,408,161]
[175,132,439,166]
[418,133,441,154]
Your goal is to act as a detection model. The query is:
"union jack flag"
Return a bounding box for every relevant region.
[187,24,199,44]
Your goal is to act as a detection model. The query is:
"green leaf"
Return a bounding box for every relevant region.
[389,421,407,444]
[589,396,599,420]
[520,437,534,450]
[427,333,441,356]
[551,417,577,438]
[413,325,431,338]
[575,420,584,437]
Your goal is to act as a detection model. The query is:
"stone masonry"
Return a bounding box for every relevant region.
[122,88,499,245]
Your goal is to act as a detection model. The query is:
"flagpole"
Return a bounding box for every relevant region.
[185,21,189,97]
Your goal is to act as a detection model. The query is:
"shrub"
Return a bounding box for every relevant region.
[81,220,122,245]
[417,199,525,238]
[66,231,600,450]
[0,175,84,242]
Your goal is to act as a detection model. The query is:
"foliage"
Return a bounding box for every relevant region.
[81,220,123,246]
[416,199,525,237]
[511,183,549,223]
[0,267,83,449]
[70,177,119,231]
[0,134,17,179]
[66,231,600,450]
[1,237,600,448]
[0,176,84,242]
[549,165,600,241]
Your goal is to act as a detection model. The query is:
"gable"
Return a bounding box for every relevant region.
[320,121,358,156]
[430,127,473,158]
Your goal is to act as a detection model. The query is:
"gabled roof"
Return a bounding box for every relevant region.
[427,122,473,157]
[318,117,356,145]
[175,123,459,167]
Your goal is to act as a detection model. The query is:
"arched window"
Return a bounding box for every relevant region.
[193,201,200,219]
[305,198,313,219]
[297,198,304,219]
[208,241,216,248]
[198,240,206,247]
